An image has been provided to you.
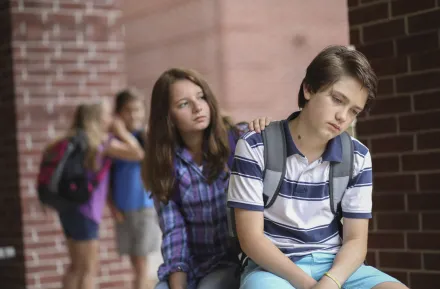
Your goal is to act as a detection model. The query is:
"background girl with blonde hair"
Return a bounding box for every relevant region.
[57,100,144,289]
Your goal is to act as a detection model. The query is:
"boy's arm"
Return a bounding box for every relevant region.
[107,189,124,223]
[235,209,317,289]
[106,117,144,161]
[317,219,368,288]
[315,143,373,288]
[228,135,316,289]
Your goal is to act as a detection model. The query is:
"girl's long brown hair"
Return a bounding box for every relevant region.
[142,68,229,204]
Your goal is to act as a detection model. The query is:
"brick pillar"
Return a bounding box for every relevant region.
[0,1,26,288]
[349,1,440,288]
[4,1,131,288]
[123,0,349,121]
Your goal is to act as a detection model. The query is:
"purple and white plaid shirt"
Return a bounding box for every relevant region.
[154,145,237,288]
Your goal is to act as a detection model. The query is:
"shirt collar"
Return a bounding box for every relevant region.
[284,111,343,163]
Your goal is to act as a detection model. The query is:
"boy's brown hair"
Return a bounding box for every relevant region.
[298,45,377,111]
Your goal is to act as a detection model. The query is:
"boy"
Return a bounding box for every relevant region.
[227,46,408,289]
[110,89,161,289]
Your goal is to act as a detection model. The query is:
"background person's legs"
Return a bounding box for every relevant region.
[131,255,149,289]
[62,239,81,289]
[63,239,99,289]
[130,208,162,289]
[77,240,99,289]
[59,210,99,289]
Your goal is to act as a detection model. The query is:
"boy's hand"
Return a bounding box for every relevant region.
[311,276,340,289]
[249,117,272,133]
[111,117,126,134]
[110,205,125,223]
[297,277,318,289]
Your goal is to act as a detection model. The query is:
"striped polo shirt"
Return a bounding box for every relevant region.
[227,114,373,259]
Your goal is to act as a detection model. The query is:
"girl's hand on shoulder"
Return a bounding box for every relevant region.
[249,117,272,133]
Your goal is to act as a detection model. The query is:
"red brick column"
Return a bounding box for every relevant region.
[5,0,131,288]
[0,1,26,288]
[349,1,440,288]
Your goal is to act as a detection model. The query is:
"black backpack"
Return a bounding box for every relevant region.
[37,131,111,212]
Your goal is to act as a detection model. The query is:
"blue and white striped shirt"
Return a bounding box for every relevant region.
[227,115,372,260]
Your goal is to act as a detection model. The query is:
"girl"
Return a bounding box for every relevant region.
[58,100,144,289]
[142,68,267,289]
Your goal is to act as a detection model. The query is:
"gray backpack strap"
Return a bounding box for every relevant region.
[329,131,354,217]
[262,121,287,208]
[48,142,75,192]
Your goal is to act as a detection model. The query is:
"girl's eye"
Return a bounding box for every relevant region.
[178,102,188,108]
[351,109,360,116]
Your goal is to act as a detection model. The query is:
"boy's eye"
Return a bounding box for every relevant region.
[331,95,342,104]
[351,109,360,116]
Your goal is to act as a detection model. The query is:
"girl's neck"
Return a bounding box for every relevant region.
[181,131,204,165]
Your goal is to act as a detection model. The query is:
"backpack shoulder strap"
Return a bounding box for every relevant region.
[329,131,354,217]
[262,121,287,208]
[48,139,76,192]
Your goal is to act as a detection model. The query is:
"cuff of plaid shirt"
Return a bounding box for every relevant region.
[158,262,190,281]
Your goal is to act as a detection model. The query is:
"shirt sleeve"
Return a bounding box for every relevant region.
[155,197,190,281]
[227,133,265,211]
[341,140,373,219]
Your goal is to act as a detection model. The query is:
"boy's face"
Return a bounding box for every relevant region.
[303,75,367,141]
[118,99,145,132]
[100,99,113,132]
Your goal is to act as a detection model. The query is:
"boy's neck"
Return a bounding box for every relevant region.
[181,131,204,165]
[289,114,328,163]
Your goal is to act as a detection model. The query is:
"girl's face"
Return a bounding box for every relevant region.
[100,99,113,132]
[169,79,211,135]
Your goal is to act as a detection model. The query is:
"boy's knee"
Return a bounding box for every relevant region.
[241,271,293,289]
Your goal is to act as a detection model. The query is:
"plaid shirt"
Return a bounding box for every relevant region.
[155,145,237,288]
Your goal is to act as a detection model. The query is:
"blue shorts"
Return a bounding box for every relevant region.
[241,253,401,289]
[59,209,99,241]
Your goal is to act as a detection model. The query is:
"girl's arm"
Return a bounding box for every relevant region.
[155,199,190,289]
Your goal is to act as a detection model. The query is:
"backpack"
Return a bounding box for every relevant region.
[226,120,354,272]
[37,131,111,212]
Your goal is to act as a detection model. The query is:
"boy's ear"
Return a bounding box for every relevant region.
[303,83,312,101]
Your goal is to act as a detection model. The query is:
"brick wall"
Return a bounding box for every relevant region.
[349,0,440,288]
[7,0,131,288]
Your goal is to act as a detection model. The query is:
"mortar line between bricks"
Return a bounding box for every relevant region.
[350,7,440,28]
